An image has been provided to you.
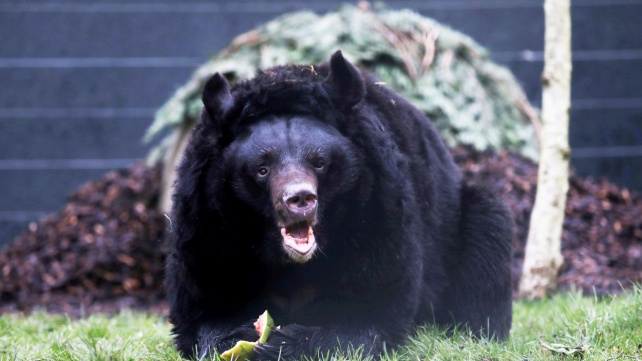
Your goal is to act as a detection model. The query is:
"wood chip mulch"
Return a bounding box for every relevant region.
[0,164,167,315]
[451,146,642,296]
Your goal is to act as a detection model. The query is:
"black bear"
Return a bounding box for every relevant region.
[165,51,513,360]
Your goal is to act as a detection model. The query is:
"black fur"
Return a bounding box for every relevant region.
[165,51,513,360]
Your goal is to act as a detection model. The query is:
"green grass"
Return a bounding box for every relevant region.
[0,311,180,361]
[1,288,640,361]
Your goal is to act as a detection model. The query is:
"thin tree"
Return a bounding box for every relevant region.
[519,0,572,299]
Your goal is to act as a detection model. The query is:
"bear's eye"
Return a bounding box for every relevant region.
[257,166,269,177]
[313,159,325,169]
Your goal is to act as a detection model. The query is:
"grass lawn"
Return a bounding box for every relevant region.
[0,288,640,361]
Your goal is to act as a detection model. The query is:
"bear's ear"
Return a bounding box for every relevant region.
[325,50,365,109]
[202,73,234,123]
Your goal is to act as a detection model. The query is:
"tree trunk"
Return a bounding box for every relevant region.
[519,0,572,299]
[159,123,192,214]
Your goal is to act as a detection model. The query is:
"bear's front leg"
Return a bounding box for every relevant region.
[253,323,399,360]
[196,322,259,359]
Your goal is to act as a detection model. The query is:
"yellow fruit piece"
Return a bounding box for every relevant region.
[220,311,274,361]
[220,341,256,361]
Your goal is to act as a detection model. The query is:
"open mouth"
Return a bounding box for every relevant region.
[280,220,316,256]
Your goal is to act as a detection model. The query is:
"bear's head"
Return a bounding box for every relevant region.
[199,51,365,264]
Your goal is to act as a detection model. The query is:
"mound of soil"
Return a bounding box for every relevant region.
[0,147,640,315]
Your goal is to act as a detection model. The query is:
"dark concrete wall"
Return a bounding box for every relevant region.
[2,0,641,247]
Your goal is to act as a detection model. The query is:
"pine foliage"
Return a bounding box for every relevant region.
[145,5,539,162]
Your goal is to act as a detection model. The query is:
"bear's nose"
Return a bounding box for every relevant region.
[283,185,318,215]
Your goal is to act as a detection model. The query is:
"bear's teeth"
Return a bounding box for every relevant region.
[286,233,309,244]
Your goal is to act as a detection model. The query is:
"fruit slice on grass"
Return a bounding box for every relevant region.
[220,311,274,361]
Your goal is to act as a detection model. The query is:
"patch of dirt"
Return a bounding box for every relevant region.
[0,147,640,315]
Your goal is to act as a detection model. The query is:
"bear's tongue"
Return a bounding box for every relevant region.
[281,222,315,255]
